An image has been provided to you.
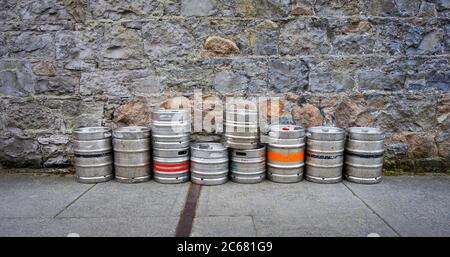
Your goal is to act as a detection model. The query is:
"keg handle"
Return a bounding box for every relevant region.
[322,128,329,132]
[104,132,112,138]
[235,152,247,156]
[305,132,311,137]
[178,150,188,155]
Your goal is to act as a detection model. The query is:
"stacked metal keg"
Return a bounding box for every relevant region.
[73,127,114,183]
[344,127,385,184]
[305,126,345,184]
[225,107,266,184]
[151,109,191,184]
[265,125,306,183]
[190,143,228,185]
[112,126,151,183]
[225,108,259,149]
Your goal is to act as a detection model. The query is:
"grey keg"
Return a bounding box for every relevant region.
[230,145,266,184]
[191,143,228,185]
[345,127,385,184]
[153,147,190,184]
[225,108,259,149]
[151,133,190,149]
[112,126,151,183]
[73,127,113,183]
[266,125,305,183]
[152,109,191,135]
[305,126,345,184]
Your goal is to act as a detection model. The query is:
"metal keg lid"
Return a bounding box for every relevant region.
[191,142,226,151]
[306,126,345,141]
[113,126,151,139]
[73,127,111,140]
[347,127,384,141]
[268,125,305,139]
[152,109,190,122]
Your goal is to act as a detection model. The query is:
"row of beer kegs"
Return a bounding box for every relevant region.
[73,109,385,185]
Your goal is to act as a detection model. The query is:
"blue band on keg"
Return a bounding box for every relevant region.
[306,153,343,159]
[344,151,384,158]
[74,152,112,158]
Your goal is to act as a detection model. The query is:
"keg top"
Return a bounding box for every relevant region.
[268,125,305,139]
[307,126,345,140]
[191,142,226,151]
[113,126,151,139]
[347,127,385,141]
[152,108,190,122]
[73,127,111,140]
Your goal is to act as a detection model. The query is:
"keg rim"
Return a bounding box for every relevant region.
[307,126,345,134]
[153,108,189,114]
[113,126,151,138]
[191,142,227,151]
[347,127,384,135]
[73,126,111,140]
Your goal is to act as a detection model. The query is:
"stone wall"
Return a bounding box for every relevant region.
[0,0,449,172]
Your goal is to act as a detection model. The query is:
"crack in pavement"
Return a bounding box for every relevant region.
[342,182,402,237]
[175,183,202,237]
[53,183,97,219]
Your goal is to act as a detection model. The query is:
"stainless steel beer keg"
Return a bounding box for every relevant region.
[73,127,114,183]
[305,126,345,184]
[266,125,305,183]
[190,143,228,186]
[230,145,266,184]
[225,108,259,149]
[112,126,151,183]
[345,127,385,184]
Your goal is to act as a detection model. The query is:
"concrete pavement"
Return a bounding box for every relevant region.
[0,173,449,237]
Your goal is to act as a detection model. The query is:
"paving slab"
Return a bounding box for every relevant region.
[57,180,189,218]
[0,216,179,237]
[344,176,450,237]
[0,173,91,218]
[195,180,398,237]
[191,216,256,237]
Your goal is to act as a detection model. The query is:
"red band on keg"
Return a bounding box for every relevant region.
[153,161,189,168]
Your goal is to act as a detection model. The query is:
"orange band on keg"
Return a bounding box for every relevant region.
[267,150,304,162]
[154,166,189,172]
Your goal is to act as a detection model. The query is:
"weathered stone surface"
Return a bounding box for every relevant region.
[390,132,439,159]
[254,20,279,55]
[315,0,362,16]
[35,76,78,95]
[291,0,315,16]
[143,20,195,59]
[5,32,54,58]
[113,97,152,127]
[0,60,35,97]
[292,103,323,127]
[56,30,97,60]
[329,19,376,55]
[279,18,331,55]
[335,96,374,128]
[202,36,240,57]
[268,59,309,93]
[100,24,144,60]
[62,0,86,23]
[37,134,71,167]
[0,129,42,168]
[32,62,56,77]
[374,95,436,132]
[80,70,158,97]
[234,0,292,18]
[435,132,450,158]
[181,0,217,16]
[89,0,164,20]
